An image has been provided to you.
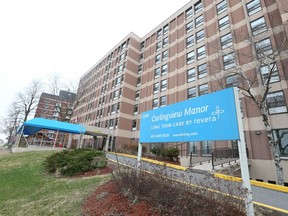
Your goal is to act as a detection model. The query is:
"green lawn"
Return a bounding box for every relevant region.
[0,150,110,216]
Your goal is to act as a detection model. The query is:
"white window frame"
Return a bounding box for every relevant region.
[250,17,267,36]
[247,0,261,16]
[219,15,230,31]
[266,91,287,114]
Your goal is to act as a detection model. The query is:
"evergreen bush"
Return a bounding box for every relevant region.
[44,149,107,176]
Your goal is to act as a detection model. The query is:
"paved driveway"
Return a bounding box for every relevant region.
[106,153,288,213]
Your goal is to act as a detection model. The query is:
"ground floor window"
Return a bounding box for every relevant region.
[188,142,197,154]
[201,141,213,155]
[272,129,288,157]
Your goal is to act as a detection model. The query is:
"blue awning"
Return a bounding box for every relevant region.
[17,118,86,135]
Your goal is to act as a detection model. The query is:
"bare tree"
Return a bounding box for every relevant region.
[45,73,62,96]
[0,102,21,147]
[209,23,288,185]
[17,79,42,122]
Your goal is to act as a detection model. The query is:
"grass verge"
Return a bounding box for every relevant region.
[0,150,110,216]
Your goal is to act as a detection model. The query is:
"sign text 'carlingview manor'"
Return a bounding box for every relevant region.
[140,88,240,143]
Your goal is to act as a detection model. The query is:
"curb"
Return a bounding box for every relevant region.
[109,152,288,193]
[214,173,288,193]
[109,152,187,171]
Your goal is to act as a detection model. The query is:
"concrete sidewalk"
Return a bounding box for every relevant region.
[11,145,64,153]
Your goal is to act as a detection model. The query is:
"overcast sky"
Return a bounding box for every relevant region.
[0,0,190,141]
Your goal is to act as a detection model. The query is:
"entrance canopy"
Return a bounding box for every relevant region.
[17,118,111,137]
[18,118,86,135]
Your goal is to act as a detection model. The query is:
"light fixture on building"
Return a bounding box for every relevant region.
[255,131,261,135]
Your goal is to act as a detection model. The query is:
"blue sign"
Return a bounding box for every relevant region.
[140,88,240,143]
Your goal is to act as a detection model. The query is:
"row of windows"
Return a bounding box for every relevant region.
[155,50,168,64]
[153,79,167,94]
[151,0,263,68]
[223,36,273,71]
[152,95,167,109]
[185,0,203,20]
[187,63,207,82]
[186,45,206,64]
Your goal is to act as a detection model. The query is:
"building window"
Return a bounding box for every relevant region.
[134,104,138,115]
[197,46,206,60]
[189,142,197,154]
[186,7,193,19]
[196,29,204,43]
[195,14,204,28]
[113,90,119,100]
[141,42,145,50]
[186,21,193,33]
[154,67,160,78]
[136,77,141,86]
[162,64,168,76]
[199,83,209,95]
[118,64,123,73]
[119,88,122,97]
[115,77,121,86]
[198,63,207,79]
[266,91,287,114]
[223,52,236,70]
[135,90,140,100]
[153,98,159,109]
[157,29,162,39]
[225,74,239,87]
[246,0,261,16]
[219,15,229,31]
[139,53,144,61]
[201,141,212,154]
[251,17,267,36]
[154,82,160,94]
[221,33,233,49]
[188,87,196,99]
[117,102,120,112]
[156,41,162,51]
[163,24,169,35]
[138,64,142,73]
[162,50,168,61]
[163,37,168,47]
[111,104,117,114]
[160,95,167,107]
[260,63,280,84]
[132,120,137,131]
[119,53,125,62]
[272,129,288,157]
[186,35,194,48]
[155,54,161,64]
[109,119,114,129]
[161,79,167,92]
[255,38,273,58]
[194,1,203,14]
[187,68,196,83]
[217,0,227,14]
[187,51,195,64]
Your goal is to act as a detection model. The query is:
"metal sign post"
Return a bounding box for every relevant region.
[137,142,142,170]
[233,88,254,216]
[139,88,254,215]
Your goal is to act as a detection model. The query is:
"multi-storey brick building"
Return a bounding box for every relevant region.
[34,90,75,144]
[71,0,288,183]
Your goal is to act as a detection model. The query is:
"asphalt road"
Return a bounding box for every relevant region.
[106,153,288,213]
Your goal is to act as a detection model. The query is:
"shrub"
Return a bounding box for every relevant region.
[122,144,147,155]
[160,147,180,161]
[150,147,162,157]
[113,164,246,216]
[151,147,180,161]
[44,149,107,176]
